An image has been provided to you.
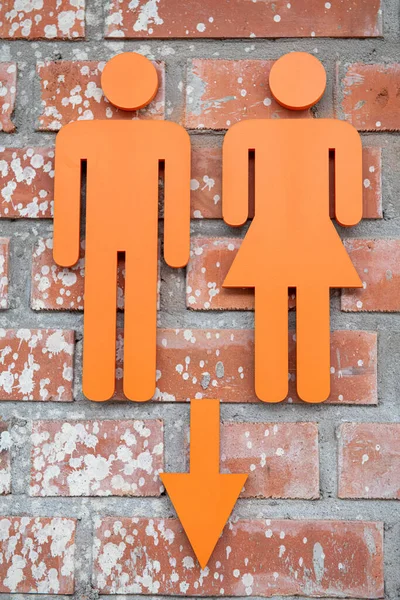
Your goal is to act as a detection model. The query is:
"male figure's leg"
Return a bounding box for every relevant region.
[82,251,118,401]
[296,286,330,402]
[255,285,289,402]
[123,250,158,401]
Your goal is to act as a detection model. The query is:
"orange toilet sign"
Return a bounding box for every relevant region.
[52,49,365,569]
[53,52,191,402]
[222,52,363,403]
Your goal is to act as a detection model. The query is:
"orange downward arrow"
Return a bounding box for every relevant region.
[160,399,248,569]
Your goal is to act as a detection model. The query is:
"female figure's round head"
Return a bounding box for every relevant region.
[269,52,326,111]
[101,52,159,111]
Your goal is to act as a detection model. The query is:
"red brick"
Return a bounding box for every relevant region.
[190,147,382,220]
[0,329,74,401]
[0,516,76,594]
[0,148,54,218]
[221,422,318,498]
[0,63,16,133]
[32,238,85,310]
[185,60,312,130]
[37,60,165,131]
[339,423,400,499]
[30,419,163,497]
[0,237,9,309]
[0,1,85,39]
[93,517,383,598]
[361,146,382,218]
[113,329,377,405]
[105,0,382,38]
[342,239,400,312]
[0,421,10,495]
[338,63,400,131]
[186,238,295,310]
[31,238,159,310]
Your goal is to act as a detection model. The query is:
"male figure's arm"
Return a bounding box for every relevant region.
[53,122,87,267]
[163,124,191,268]
[222,122,253,227]
[332,121,363,227]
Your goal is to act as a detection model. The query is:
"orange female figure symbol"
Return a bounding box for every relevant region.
[222,52,363,403]
[53,53,191,402]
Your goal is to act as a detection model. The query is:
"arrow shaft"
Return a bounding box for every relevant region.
[190,399,220,475]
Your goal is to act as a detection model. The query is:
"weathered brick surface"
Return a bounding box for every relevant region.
[30,419,164,497]
[190,147,382,220]
[186,237,296,310]
[31,238,158,310]
[361,146,383,218]
[342,239,400,312]
[338,63,400,131]
[37,60,165,130]
[32,238,85,311]
[0,147,54,218]
[185,60,312,130]
[0,516,76,594]
[339,423,400,499]
[0,237,9,309]
[0,1,85,39]
[105,0,382,38]
[31,238,119,310]
[0,63,16,132]
[0,329,74,401]
[221,422,318,498]
[93,517,383,598]
[0,420,10,494]
[113,329,377,405]
[186,238,265,310]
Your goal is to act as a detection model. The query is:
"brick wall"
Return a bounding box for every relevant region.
[0,0,399,598]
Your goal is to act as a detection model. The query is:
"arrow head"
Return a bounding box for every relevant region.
[161,472,248,569]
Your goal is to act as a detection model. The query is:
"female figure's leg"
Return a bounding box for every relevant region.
[296,286,331,402]
[255,285,289,402]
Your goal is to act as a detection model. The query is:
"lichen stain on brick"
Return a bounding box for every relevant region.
[0,329,74,401]
[0,148,54,218]
[0,63,16,133]
[37,60,165,130]
[0,517,76,593]
[30,419,164,496]
[0,0,85,39]
[92,517,383,597]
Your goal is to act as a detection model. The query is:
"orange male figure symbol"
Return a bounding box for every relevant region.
[53,53,190,402]
[222,52,363,403]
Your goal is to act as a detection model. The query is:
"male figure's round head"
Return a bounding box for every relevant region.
[269,52,326,111]
[101,52,158,111]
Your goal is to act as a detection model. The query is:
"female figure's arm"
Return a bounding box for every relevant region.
[332,121,363,227]
[222,122,253,227]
